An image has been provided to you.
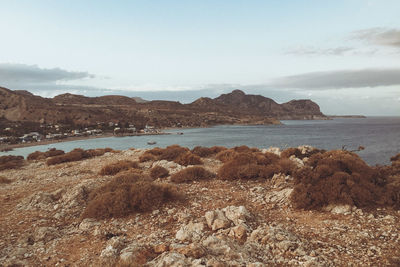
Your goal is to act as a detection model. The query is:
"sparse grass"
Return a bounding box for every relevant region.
[289,150,400,210]
[46,148,114,165]
[0,155,24,171]
[99,160,140,176]
[170,166,215,183]
[27,148,65,161]
[81,172,182,219]
[150,166,169,179]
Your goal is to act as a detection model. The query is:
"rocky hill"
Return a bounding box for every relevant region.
[0,145,399,266]
[0,87,326,128]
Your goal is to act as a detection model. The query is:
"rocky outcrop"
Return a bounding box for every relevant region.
[0,87,326,127]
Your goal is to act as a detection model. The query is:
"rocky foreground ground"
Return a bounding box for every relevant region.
[1,146,399,266]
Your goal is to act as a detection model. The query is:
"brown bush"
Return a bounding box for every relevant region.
[191,146,214,157]
[81,173,182,219]
[216,149,238,163]
[281,148,303,159]
[218,160,281,180]
[27,148,65,161]
[86,148,113,157]
[0,176,12,184]
[174,152,203,166]
[99,160,140,176]
[150,166,169,179]
[139,153,156,162]
[139,145,189,163]
[217,152,284,180]
[159,145,189,161]
[46,148,112,166]
[390,153,400,162]
[232,145,259,153]
[0,155,24,171]
[278,158,298,175]
[170,166,215,183]
[289,150,397,210]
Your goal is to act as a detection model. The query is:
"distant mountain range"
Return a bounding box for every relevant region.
[0,87,326,128]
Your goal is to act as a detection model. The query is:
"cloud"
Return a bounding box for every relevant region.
[270,68,400,89]
[0,63,94,85]
[352,27,400,47]
[285,46,355,56]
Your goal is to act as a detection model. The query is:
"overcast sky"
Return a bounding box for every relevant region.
[0,0,399,115]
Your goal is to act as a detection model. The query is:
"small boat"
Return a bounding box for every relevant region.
[177,132,184,135]
[147,141,157,145]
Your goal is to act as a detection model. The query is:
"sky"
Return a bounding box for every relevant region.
[0,0,399,115]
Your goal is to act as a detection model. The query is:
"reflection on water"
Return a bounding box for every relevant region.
[1,117,399,165]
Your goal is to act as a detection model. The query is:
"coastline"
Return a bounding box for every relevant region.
[0,131,170,151]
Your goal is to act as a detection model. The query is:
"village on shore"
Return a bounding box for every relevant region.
[0,121,164,151]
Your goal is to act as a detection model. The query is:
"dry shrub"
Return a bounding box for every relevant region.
[174,152,203,166]
[281,148,303,159]
[160,145,189,161]
[390,153,400,162]
[210,146,227,154]
[216,149,238,163]
[150,166,169,179]
[46,148,113,166]
[289,150,398,210]
[27,148,65,161]
[233,145,259,153]
[0,176,12,184]
[278,158,298,175]
[85,148,113,157]
[139,145,189,162]
[218,152,284,180]
[99,160,139,176]
[191,146,215,157]
[0,155,24,171]
[170,166,215,183]
[139,153,156,162]
[81,172,181,219]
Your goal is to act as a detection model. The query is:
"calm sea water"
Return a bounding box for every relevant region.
[1,117,399,165]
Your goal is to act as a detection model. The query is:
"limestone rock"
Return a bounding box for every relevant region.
[223,206,251,226]
[175,221,205,242]
[205,209,231,231]
[34,227,59,243]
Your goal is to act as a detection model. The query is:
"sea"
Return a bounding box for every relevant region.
[1,117,399,166]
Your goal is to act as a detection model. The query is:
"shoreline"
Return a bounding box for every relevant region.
[0,131,170,151]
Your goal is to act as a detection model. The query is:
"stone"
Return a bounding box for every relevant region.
[34,227,59,243]
[153,244,169,254]
[223,206,251,226]
[228,224,249,240]
[326,204,353,215]
[79,218,100,231]
[119,242,146,264]
[175,221,205,242]
[174,243,206,259]
[146,252,192,267]
[263,147,281,156]
[205,210,231,230]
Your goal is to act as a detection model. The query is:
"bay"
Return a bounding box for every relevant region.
[1,117,399,165]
